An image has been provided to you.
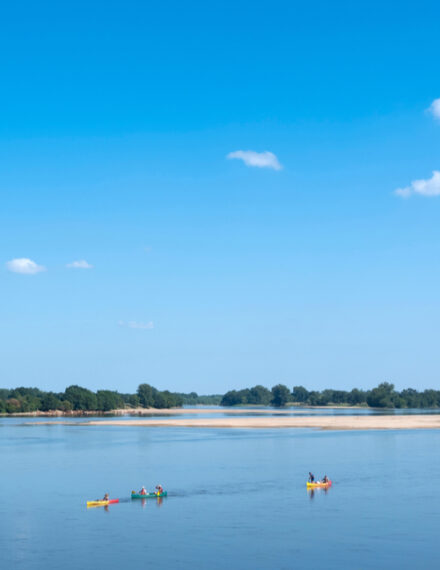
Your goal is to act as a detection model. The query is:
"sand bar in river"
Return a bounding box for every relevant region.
[28,414,440,430]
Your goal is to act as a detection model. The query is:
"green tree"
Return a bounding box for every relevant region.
[137,384,155,407]
[366,382,396,408]
[292,386,309,403]
[127,394,140,408]
[318,390,333,405]
[64,385,98,411]
[271,384,291,407]
[332,390,348,404]
[220,390,244,406]
[420,389,438,408]
[307,391,322,406]
[348,388,366,405]
[162,391,183,407]
[247,385,272,405]
[96,390,124,411]
[40,392,62,412]
[187,392,199,404]
[400,388,419,408]
[10,387,44,399]
[60,399,73,412]
[152,390,167,408]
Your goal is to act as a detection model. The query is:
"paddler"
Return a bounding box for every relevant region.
[139,486,147,495]
[155,484,163,495]
[308,472,315,483]
[322,475,329,483]
[102,493,110,501]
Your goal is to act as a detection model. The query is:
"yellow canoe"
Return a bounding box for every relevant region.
[306,480,332,488]
[87,499,119,507]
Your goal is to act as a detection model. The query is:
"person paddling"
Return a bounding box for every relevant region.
[308,472,315,483]
[102,493,110,501]
[156,484,163,495]
[139,486,147,495]
[322,475,329,484]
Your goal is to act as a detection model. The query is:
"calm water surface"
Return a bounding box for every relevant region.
[1,420,439,569]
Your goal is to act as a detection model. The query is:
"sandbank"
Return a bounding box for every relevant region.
[28,414,440,430]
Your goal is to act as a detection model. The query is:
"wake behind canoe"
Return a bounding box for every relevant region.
[131,492,167,499]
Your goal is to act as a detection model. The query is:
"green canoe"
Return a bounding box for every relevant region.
[131,492,167,499]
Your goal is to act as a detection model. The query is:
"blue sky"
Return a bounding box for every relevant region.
[1,0,440,393]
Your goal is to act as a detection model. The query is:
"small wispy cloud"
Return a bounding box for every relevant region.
[428,98,440,120]
[395,171,440,198]
[6,258,46,275]
[227,150,282,170]
[118,320,154,330]
[66,260,93,269]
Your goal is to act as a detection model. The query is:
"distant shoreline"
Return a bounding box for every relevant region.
[17,413,440,430]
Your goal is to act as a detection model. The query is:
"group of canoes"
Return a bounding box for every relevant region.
[87,475,331,507]
[87,485,166,507]
[307,472,332,488]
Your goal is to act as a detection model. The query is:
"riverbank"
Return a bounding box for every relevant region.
[25,414,440,430]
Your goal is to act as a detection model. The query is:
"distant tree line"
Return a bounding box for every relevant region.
[2,381,440,414]
[220,382,440,409]
[0,384,217,414]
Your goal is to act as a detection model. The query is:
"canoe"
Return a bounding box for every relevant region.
[87,499,119,507]
[306,481,332,488]
[131,492,167,499]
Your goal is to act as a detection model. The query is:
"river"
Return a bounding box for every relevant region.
[0,418,438,569]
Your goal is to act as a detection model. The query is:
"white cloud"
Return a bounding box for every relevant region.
[6,258,46,274]
[66,260,93,269]
[227,150,282,170]
[395,171,440,198]
[118,320,154,330]
[428,98,440,120]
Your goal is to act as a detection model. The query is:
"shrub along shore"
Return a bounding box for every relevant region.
[1,381,440,415]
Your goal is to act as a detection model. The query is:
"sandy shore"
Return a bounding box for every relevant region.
[28,414,440,430]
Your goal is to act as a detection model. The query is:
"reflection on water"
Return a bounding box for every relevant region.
[307,486,331,500]
[137,497,164,508]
